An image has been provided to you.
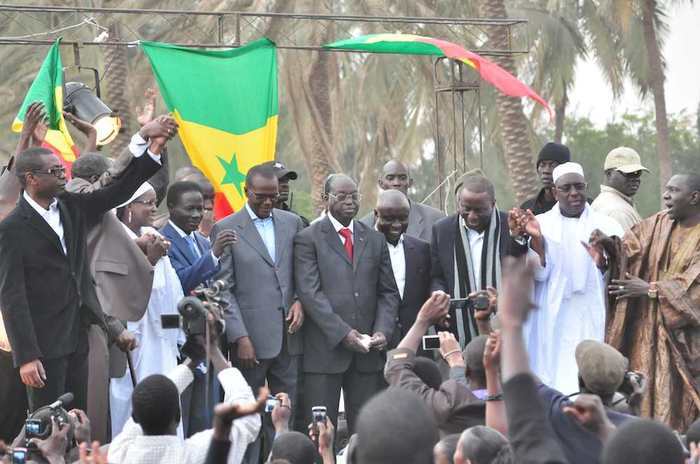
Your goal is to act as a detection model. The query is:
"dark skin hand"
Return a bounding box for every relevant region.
[29,417,69,464]
[236,336,258,369]
[609,273,650,299]
[17,101,48,156]
[114,329,138,352]
[342,329,370,354]
[211,230,238,258]
[63,111,97,152]
[145,235,170,266]
[68,409,91,445]
[286,301,304,334]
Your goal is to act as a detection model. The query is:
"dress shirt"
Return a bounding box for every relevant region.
[245,202,275,262]
[386,235,406,299]
[591,185,642,231]
[108,364,260,464]
[464,221,484,286]
[168,220,218,264]
[327,213,354,245]
[128,132,165,165]
[23,191,66,254]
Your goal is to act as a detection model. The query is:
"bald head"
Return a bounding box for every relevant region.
[663,173,700,222]
[379,159,412,196]
[375,190,410,245]
[376,189,410,210]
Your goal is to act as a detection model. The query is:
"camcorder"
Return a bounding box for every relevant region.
[161,280,228,359]
[449,291,490,312]
[2,393,74,463]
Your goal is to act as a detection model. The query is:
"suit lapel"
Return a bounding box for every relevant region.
[352,222,368,271]
[238,213,274,267]
[273,213,285,266]
[164,223,196,266]
[402,237,416,302]
[58,201,74,264]
[20,197,65,257]
[321,217,352,266]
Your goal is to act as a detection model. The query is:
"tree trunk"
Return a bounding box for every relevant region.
[479,0,538,203]
[102,22,131,158]
[554,87,567,143]
[641,0,672,202]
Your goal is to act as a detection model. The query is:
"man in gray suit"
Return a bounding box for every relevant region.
[211,163,304,457]
[295,174,400,434]
[361,159,445,241]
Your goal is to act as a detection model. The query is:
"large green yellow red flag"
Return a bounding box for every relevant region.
[12,38,78,166]
[141,38,278,215]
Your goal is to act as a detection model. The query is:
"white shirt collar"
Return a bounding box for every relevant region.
[328,212,354,234]
[459,215,484,238]
[23,191,58,215]
[386,233,404,249]
[245,202,272,221]
[168,220,191,239]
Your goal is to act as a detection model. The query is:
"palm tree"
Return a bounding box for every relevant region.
[479,0,539,203]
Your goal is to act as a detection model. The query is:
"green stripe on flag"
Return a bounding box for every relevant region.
[141,38,278,135]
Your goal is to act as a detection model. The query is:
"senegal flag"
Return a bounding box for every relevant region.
[12,38,78,166]
[141,38,278,216]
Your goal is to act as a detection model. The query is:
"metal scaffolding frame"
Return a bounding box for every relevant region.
[0,4,529,206]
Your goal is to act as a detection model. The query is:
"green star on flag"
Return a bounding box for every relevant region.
[217,153,246,197]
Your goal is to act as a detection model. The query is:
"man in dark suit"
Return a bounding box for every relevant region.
[0,128,167,412]
[211,163,304,460]
[294,174,400,434]
[360,159,444,241]
[431,173,527,349]
[160,180,237,437]
[372,190,431,350]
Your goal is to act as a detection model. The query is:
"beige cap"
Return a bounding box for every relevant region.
[604,147,649,174]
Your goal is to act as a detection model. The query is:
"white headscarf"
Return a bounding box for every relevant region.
[117,182,155,209]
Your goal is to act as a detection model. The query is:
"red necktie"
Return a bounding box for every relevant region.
[339,227,353,261]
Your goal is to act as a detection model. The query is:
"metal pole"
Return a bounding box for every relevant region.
[217,15,224,44]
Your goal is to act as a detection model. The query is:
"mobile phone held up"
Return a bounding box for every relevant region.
[422,335,441,350]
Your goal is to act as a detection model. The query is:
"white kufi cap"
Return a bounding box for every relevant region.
[552,162,585,183]
[116,182,155,209]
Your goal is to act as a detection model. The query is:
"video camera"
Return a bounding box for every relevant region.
[449,291,490,312]
[161,280,228,360]
[2,393,75,463]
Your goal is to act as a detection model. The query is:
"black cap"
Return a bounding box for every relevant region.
[260,160,298,180]
[537,142,571,166]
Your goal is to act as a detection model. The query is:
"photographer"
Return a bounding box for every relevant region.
[107,309,266,464]
[384,291,486,435]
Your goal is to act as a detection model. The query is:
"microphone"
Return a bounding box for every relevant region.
[49,392,74,409]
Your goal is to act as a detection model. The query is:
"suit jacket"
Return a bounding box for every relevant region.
[390,235,431,347]
[161,223,218,294]
[0,153,161,367]
[294,216,400,374]
[360,200,445,242]
[430,211,528,293]
[210,208,304,359]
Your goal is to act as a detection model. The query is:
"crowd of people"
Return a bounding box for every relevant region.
[0,90,699,464]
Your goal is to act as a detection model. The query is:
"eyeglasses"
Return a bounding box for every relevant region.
[31,166,66,178]
[555,183,587,193]
[329,192,362,202]
[132,199,157,207]
[248,191,280,202]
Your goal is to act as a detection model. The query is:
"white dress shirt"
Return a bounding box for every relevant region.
[108,364,260,464]
[466,227,484,286]
[168,220,218,264]
[23,191,66,254]
[327,213,354,245]
[245,202,275,262]
[386,235,406,299]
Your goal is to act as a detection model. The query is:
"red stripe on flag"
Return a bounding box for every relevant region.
[214,191,234,220]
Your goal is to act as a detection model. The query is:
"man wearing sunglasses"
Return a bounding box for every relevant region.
[591,147,649,231]
[0,118,173,415]
[509,162,624,396]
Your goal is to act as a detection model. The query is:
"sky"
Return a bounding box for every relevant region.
[567,2,700,126]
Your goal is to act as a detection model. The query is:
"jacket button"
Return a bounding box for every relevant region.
[354,292,359,297]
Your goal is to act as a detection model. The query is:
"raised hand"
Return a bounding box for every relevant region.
[562,394,616,443]
[483,330,502,371]
[136,88,158,127]
[508,208,526,236]
[212,230,238,258]
[497,257,536,328]
[416,291,451,326]
[519,209,542,239]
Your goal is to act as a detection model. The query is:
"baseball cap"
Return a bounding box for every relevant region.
[575,340,628,396]
[604,147,649,174]
[261,160,298,180]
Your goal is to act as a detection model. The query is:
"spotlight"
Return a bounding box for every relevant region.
[64,81,121,146]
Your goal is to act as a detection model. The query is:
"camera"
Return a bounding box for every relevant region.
[449,292,490,312]
[264,395,279,413]
[25,393,73,441]
[161,280,228,337]
[312,406,327,425]
[422,335,441,350]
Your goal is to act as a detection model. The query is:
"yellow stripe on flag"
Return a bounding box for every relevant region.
[173,110,277,211]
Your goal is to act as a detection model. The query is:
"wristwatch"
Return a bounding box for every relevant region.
[648,282,658,300]
[485,393,503,402]
[512,234,528,246]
